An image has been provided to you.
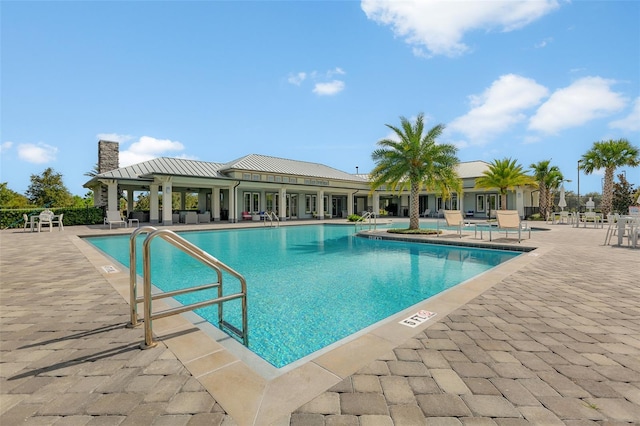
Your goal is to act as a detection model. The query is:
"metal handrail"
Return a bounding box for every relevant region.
[128,226,224,326]
[129,227,248,349]
[262,211,280,227]
[355,211,377,231]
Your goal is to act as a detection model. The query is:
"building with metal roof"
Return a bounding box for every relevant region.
[84,141,537,224]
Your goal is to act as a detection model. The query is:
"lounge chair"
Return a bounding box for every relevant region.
[438,210,471,238]
[421,208,432,218]
[494,210,530,243]
[105,210,127,229]
[242,211,252,221]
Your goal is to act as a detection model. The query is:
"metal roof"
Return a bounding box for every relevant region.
[89,158,227,181]
[456,161,491,179]
[221,154,367,182]
[85,155,490,187]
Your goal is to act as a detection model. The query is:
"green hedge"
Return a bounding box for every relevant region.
[0,207,105,230]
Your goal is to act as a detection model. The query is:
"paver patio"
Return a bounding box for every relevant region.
[1,219,638,425]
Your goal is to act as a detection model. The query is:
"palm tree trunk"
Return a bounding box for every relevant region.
[539,183,548,220]
[409,182,420,230]
[601,168,615,217]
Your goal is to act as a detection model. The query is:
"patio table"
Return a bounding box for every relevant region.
[474,222,494,240]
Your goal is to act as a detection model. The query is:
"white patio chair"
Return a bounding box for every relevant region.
[38,211,54,232]
[105,211,127,229]
[52,213,64,231]
[23,213,34,232]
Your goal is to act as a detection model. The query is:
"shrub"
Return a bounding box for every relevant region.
[0,207,105,229]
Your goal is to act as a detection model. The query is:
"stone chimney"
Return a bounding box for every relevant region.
[97,140,119,207]
[98,140,119,173]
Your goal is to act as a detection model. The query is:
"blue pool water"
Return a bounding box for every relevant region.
[86,225,519,368]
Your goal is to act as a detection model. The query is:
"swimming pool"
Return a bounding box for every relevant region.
[86,224,520,368]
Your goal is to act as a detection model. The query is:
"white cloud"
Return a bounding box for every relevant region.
[120,136,185,167]
[361,0,561,57]
[0,141,13,153]
[528,77,627,134]
[96,133,135,143]
[448,74,548,143]
[17,142,58,164]
[534,37,553,48]
[288,68,346,95]
[610,97,640,132]
[287,72,307,86]
[327,67,345,77]
[313,80,345,96]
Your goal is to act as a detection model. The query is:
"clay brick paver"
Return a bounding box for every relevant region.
[2,222,640,424]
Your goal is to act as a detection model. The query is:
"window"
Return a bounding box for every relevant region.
[244,192,261,213]
[267,175,274,182]
[243,192,251,213]
[450,193,458,210]
[242,173,251,180]
[252,174,261,181]
[324,196,329,213]
[476,195,485,212]
[252,193,260,212]
[305,195,317,213]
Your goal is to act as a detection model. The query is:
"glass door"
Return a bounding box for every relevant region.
[287,194,297,218]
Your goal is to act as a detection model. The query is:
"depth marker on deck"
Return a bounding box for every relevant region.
[399,310,437,328]
[102,265,119,274]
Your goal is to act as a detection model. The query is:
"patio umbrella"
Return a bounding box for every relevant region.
[558,185,567,211]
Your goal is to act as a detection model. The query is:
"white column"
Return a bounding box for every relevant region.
[106,180,118,212]
[372,192,380,217]
[348,192,354,216]
[317,189,324,219]
[229,184,237,223]
[213,187,221,221]
[162,181,173,225]
[149,184,159,224]
[279,188,287,221]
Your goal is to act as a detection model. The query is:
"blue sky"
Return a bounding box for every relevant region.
[2,0,639,197]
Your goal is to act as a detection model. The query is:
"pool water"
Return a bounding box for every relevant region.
[86,225,519,368]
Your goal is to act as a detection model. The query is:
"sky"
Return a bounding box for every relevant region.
[2,0,639,198]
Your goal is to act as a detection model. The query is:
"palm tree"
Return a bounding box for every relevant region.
[530,160,563,220]
[370,114,461,230]
[580,138,639,217]
[475,158,537,211]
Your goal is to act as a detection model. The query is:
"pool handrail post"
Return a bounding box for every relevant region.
[128,226,158,328]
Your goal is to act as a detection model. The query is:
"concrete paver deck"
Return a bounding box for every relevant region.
[1,220,639,425]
